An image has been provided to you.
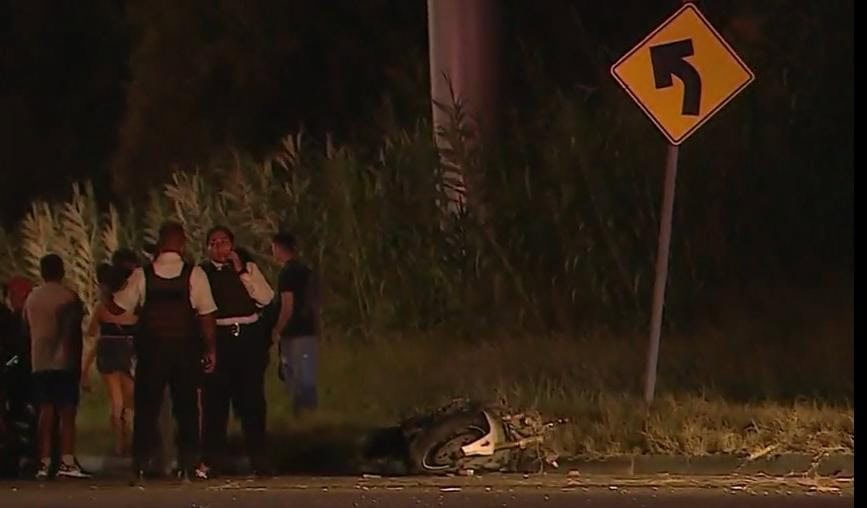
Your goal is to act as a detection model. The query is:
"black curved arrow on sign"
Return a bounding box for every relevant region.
[650,39,701,116]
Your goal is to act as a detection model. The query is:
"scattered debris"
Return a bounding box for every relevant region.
[809,485,841,494]
[747,444,779,461]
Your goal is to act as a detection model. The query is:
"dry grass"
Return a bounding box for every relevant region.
[296,330,851,458]
[74,314,852,462]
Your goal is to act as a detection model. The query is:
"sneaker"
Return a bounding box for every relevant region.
[174,465,207,483]
[35,462,50,480]
[197,462,217,479]
[193,464,209,480]
[128,469,146,487]
[56,461,91,479]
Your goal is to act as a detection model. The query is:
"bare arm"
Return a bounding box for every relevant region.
[86,303,102,338]
[188,265,219,373]
[272,291,294,340]
[81,341,97,390]
[82,343,96,373]
[81,304,101,379]
[200,312,216,351]
[199,312,217,374]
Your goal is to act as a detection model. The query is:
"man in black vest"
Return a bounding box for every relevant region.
[108,222,217,482]
[200,226,274,476]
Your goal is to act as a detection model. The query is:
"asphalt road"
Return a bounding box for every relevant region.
[1,473,855,508]
[1,481,854,508]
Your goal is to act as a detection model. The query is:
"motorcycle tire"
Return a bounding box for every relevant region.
[407,412,489,474]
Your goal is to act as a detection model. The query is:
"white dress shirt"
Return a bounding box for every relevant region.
[208,260,275,308]
[114,252,217,316]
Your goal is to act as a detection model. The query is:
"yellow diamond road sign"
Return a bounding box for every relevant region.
[611,3,754,145]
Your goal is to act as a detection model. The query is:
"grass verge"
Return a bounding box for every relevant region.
[76,320,853,465]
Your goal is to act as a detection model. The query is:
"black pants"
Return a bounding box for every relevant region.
[201,322,268,468]
[133,336,201,471]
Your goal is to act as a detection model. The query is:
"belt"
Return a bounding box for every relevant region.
[99,334,134,340]
[216,314,259,337]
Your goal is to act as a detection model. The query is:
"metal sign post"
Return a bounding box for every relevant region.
[610,2,754,403]
[643,143,678,404]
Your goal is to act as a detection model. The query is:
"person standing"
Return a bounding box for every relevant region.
[108,222,217,482]
[23,255,90,479]
[199,226,274,476]
[270,232,320,416]
[81,261,138,456]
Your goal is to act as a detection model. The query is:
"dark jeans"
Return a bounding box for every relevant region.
[278,335,317,414]
[201,322,268,469]
[133,336,201,472]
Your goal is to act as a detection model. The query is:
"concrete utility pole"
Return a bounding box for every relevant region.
[427,0,500,210]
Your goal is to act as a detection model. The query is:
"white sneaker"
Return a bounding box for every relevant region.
[35,462,50,480]
[194,464,209,480]
[56,461,91,479]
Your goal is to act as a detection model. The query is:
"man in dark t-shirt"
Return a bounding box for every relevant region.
[270,232,319,415]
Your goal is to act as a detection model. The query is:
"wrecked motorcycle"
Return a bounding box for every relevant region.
[365,399,566,475]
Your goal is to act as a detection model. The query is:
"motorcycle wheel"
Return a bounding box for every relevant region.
[407,412,488,474]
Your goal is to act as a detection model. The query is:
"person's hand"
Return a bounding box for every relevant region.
[228,251,244,273]
[202,348,217,374]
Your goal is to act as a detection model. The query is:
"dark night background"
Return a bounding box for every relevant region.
[0,0,852,286]
[0,2,854,470]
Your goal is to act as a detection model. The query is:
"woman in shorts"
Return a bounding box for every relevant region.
[82,250,140,455]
